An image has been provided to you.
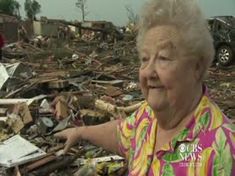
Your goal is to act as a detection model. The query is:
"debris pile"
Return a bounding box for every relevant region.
[0,30,234,176]
[0,36,140,175]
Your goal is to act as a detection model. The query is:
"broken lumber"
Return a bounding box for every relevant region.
[94,99,144,115]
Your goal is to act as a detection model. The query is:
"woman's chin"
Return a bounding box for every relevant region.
[147,99,167,112]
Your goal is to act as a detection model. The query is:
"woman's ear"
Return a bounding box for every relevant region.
[194,57,203,81]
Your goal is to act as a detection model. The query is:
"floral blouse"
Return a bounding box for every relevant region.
[117,93,235,176]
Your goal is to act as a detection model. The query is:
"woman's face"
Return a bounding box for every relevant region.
[139,25,200,112]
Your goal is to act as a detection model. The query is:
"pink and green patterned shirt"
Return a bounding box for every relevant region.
[117,92,235,176]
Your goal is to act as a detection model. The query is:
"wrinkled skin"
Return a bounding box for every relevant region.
[138,25,202,129]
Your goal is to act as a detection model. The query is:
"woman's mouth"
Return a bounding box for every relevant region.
[148,85,164,89]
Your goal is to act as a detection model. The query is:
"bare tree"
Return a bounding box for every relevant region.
[125,5,138,25]
[24,0,41,20]
[76,0,88,22]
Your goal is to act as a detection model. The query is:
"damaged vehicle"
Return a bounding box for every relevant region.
[208,16,235,66]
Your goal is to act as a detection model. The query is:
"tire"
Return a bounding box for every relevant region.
[216,45,233,66]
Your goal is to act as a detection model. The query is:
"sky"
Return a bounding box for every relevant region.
[17,0,235,26]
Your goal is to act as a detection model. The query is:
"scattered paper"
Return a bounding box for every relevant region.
[0,135,46,167]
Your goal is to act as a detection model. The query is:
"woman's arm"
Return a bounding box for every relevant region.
[55,120,122,155]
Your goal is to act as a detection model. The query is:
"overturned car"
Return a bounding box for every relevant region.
[208,16,235,66]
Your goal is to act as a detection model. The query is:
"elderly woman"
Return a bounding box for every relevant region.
[55,0,235,175]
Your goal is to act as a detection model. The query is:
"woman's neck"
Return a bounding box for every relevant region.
[155,86,203,133]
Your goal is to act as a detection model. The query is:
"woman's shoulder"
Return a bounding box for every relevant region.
[196,94,235,154]
[133,101,156,124]
[119,101,155,130]
[196,94,232,130]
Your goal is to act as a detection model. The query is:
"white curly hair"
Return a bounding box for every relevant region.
[137,0,215,80]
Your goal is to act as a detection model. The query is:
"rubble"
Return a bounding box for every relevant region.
[0,23,234,176]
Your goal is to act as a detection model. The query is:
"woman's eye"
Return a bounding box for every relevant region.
[158,56,171,61]
[141,57,149,63]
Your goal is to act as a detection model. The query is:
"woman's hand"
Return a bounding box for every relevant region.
[54,127,84,154]
[55,120,120,155]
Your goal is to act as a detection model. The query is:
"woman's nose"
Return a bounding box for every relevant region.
[144,61,158,79]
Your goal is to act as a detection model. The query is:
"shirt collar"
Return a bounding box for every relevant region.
[157,86,212,154]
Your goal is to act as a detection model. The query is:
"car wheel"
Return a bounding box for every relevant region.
[216,45,233,66]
